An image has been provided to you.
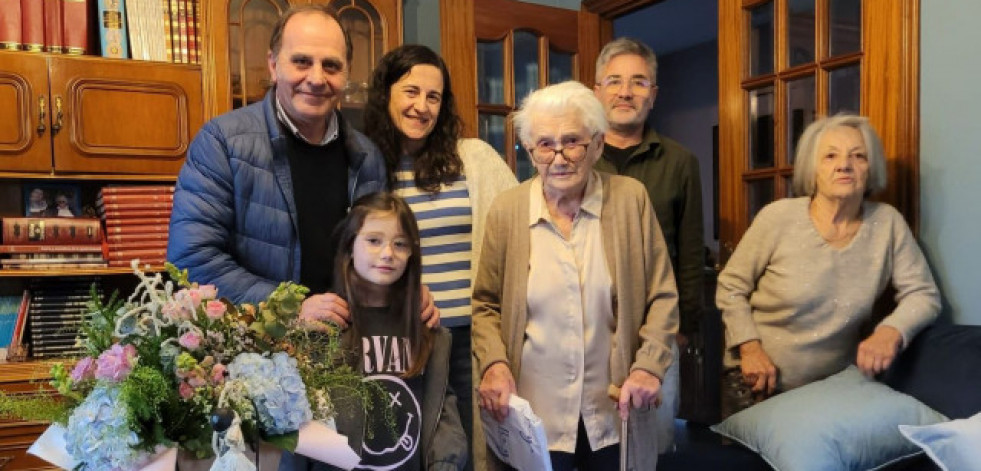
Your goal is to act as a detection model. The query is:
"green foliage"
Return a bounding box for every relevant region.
[0,390,70,423]
[80,284,124,357]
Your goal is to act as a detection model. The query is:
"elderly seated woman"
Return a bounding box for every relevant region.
[472,80,678,471]
[716,114,941,413]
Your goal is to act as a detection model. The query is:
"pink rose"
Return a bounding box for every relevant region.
[175,289,202,310]
[179,381,194,400]
[178,332,202,350]
[95,344,138,382]
[162,301,189,321]
[70,357,96,382]
[204,300,226,320]
[210,364,227,385]
[187,373,207,388]
[197,284,218,300]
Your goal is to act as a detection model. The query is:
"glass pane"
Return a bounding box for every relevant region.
[785,176,795,198]
[786,75,815,165]
[513,31,540,104]
[478,113,507,157]
[749,86,775,169]
[548,49,573,84]
[787,0,815,67]
[829,0,861,56]
[229,0,288,109]
[748,178,775,221]
[749,2,774,76]
[828,64,860,114]
[337,1,384,91]
[516,147,534,181]
[477,40,505,104]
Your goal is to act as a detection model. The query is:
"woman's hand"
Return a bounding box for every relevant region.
[420,284,440,329]
[738,340,778,396]
[617,370,662,421]
[478,362,516,422]
[299,293,351,329]
[857,325,903,377]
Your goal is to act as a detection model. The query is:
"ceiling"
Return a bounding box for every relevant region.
[612,0,719,56]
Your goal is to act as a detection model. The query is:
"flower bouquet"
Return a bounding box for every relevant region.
[0,262,383,470]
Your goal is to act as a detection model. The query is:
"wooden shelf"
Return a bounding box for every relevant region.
[0,265,164,277]
[0,172,178,182]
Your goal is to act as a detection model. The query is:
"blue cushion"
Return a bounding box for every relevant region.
[883,323,981,419]
[711,366,947,471]
[900,411,981,471]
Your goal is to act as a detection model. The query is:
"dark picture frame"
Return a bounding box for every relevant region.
[23,183,82,218]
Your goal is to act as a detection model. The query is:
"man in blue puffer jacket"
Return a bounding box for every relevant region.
[169,6,403,328]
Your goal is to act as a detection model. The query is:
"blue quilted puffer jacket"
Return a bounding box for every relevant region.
[167,91,387,303]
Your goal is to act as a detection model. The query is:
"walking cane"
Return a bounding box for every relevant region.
[608,385,628,471]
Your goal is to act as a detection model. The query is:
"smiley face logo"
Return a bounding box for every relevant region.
[359,374,421,470]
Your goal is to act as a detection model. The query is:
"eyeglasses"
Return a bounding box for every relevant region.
[599,76,654,94]
[357,233,412,256]
[528,136,595,164]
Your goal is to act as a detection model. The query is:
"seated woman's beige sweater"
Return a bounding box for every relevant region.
[716,197,940,391]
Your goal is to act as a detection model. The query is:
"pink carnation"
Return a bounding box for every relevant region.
[95,344,138,382]
[204,300,226,320]
[210,363,227,385]
[70,357,96,382]
[179,381,194,400]
[179,331,202,350]
[197,284,218,300]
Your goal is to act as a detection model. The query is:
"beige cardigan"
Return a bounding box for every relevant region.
[472,171,679,469]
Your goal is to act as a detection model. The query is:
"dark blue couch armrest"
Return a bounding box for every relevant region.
[883,323,981,420]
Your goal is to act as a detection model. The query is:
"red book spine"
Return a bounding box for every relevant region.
[43,0,62,52]
[103,223,169,235]
[106,239,167,251]
[0,244,102,254]
[100,184,175,195]
[101,208,174,219]
[160,0,172,62]
[0,0,22,50]
[108,247,167,260]
[100,193,174,204]
[9,290,31,358]
[176,0,187,63]
[1,217,103,244]
[107,232,169,243]
[61,0,90,55]
[109,258,166,267]
[104,217,171,227]
[185,0,196,63]
[20,0,44,52]
[100,201,173,211]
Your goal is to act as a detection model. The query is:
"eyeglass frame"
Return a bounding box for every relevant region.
[527,133,600,165]
[355,232,414,256]
[598,76,656,94]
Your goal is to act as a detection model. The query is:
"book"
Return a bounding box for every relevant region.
[101,208,174,219]
[191,0,199,64]
[160,0,172,62]
[3,255,105,265]
[0,295,22,348]
[98,201,174,212]
[109,258,165,267]
[98,192,174,204]
[105,239,167,251]
[97,0,127,58]
[21,0,44,52]
[107,232,170,243]
[99,184,175,195]
[186,0,197,64]
[44,0,63,53]
[2,217,103,244]
[104,223,169,235]
[168,0,180,62]
[0,0,22,50]
[104,217,171,227]
[6,290,30,361]
[176,0,187,63]
[62,0,91,55]
[107,247,166,260]
[0,244,103,254]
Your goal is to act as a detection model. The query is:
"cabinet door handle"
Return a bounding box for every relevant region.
[37,95,46,135]
[52,96,64,133]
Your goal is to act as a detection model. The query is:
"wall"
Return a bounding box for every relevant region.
[920,2,981,325]
[648,40,719,252]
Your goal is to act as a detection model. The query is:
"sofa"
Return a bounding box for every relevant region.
[657,322,981,471]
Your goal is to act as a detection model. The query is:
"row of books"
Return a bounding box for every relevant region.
[0,291,29,361]
[0,0,90,54]
[0,217,108,270]
[0,278,101,361]
[0,0,202,64]
[98,184,173,267]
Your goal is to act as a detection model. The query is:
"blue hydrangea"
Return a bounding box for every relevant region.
[228,352,312,435]
[65,385,149,470]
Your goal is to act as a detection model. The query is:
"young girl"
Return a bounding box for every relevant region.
[329,192,467,471]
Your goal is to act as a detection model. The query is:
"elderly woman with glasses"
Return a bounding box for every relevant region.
[716,114,940,414]
[471,81,679,471]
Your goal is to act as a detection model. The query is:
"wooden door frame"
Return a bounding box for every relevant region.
[718,0,920,259]
[440,0,611,138]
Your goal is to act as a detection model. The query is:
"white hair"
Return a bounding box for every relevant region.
[512,81,609,146]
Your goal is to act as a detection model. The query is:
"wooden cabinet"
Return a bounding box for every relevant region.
[0,363,60,471]
[0,51,203,175]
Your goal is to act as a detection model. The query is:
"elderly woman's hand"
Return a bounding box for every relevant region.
[299,292,351,329]
[478,362,516,422]
[739,340,778,396]
[857,325,903,377]
[617,370,662,421]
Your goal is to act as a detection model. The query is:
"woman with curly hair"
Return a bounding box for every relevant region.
[363,44,518,470]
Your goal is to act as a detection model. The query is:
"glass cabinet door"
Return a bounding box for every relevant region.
[227,0,290,110]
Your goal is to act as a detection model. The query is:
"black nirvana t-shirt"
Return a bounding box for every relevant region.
[355,306,424,471]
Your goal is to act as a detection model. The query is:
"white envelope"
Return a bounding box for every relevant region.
[479,394,552,471]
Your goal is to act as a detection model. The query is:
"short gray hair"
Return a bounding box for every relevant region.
[595,38,658,84]
[512,81,609,146]
[791,114,888,197]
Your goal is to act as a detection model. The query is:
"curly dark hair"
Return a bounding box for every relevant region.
[363,45,463,193]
